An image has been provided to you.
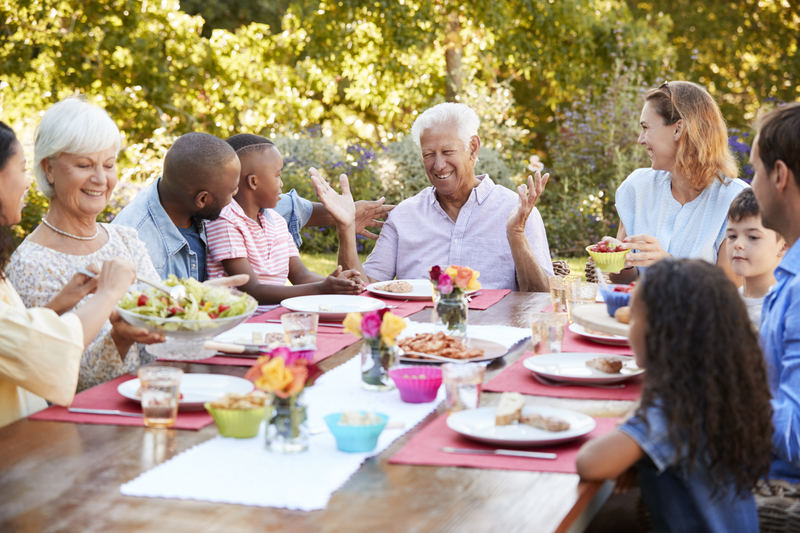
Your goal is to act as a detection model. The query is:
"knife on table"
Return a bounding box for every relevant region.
[68,408,143,418]
[440,447,557,460]
[260,319,346,329]
[203,340,262,356]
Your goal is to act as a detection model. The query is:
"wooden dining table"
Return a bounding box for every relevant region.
[0,292,633,533]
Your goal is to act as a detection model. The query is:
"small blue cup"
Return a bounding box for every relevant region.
[599,285,632,317]
[324,412,389,453]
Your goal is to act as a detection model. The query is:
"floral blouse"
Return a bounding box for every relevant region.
[5,224,159,391]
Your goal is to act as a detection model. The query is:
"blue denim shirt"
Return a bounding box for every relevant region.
[274,189,314,248]
[621,406,759,533]
[760,239,800,482]
[112,178,208,281]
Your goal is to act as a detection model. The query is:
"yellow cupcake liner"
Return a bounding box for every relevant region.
[586,246,631,273]
[204,403,266,439]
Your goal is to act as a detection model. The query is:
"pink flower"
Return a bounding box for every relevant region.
[438,273,454,295]
[361,312,382,339]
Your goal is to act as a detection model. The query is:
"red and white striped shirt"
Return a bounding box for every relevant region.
[206,200,299,306]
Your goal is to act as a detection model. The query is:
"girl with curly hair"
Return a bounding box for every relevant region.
[576,258,773,532]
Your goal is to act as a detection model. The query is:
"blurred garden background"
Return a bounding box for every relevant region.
[1,0,797,273]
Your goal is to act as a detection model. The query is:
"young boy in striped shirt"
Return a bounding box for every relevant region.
[206,134,364,312]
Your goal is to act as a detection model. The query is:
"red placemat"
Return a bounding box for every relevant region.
[28,375,213,430]
[483,352,642,401]
[248,307,347,334]
[389,414,619,473]
[159,333,360,366]
[421,289,510,311]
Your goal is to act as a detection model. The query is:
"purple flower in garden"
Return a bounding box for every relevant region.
[438,273,453,295]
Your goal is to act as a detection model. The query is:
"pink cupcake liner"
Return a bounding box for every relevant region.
[389,366,443,403]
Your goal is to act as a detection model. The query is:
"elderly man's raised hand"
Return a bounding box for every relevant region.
[309,168,356,228]
[506,171,550,234]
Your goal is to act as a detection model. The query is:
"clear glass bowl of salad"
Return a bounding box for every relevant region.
[116,276,258,359]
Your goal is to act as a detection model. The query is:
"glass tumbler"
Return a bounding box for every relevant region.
[442,363,486,413]
[530,312,569,354]
[138,366,183,428]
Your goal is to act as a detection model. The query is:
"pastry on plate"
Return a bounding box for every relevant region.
[614,306,631,324]
[520,412,571,432]
[397,332,484,360]
[586,357,623,374]
[495,392,525,425]
[376,281,414,293]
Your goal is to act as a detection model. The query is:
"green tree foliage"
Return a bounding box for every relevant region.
[627,0,800,128]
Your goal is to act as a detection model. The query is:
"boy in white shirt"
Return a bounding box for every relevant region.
[726,188,786,330]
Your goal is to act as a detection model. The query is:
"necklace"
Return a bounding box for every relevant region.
[42,218,99,241]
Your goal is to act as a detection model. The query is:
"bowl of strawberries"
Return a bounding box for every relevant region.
[586,241,630,273]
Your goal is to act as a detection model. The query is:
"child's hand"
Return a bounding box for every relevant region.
[319,266,363,295]
[613,465,638,494]
[338,268,365,292]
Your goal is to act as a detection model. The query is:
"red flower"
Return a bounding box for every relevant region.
[429,265,442,282]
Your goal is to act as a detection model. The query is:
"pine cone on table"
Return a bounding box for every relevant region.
[551,260,571,276]
[585,260,611,284]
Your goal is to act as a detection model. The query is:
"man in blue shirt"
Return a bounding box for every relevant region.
[751,102,800,482]
[115,134,393,281]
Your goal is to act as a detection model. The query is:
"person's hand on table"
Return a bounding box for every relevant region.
[318,266,363,295]
[46,263,99,315]
[354,199,394,240]
[506,171,549,234]
[622,234,669,268]
[309,168,356,228]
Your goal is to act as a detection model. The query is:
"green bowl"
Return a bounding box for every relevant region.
[586,246,631,273]
[204,402,266,438]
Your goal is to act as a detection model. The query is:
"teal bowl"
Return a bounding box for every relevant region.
[324,412,389,453]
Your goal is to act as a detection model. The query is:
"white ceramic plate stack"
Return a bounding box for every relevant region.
[447,406,596,447]
[569,323,629,346]
[365,279,478,301]
[522,352,643,385]
[280,295,386,320]
[117,374,255,411]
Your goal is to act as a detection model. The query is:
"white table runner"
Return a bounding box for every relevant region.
[120,324,530,510]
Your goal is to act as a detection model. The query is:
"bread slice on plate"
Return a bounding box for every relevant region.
[520,412,571,432]
[495,392,525,425]
[586,357,623,374]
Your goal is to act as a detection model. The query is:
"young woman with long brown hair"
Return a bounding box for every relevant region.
[588,81,746,284]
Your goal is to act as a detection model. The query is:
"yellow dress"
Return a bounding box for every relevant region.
[0,278,83,428]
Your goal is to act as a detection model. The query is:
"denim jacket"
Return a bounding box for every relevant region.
[112,178,208,281]
[274,189,314,247]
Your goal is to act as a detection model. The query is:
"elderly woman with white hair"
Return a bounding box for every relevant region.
[312,102,554,291]
[5,97,164,392]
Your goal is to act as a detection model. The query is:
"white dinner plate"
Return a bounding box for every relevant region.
[569,322,629,346]
[365,279,478,301]
[522,352,644,385]
[213,323,284,347]
[447,406,596,447]
[280,295,385,320]
[118,374,254,411]
[397,337,508,364]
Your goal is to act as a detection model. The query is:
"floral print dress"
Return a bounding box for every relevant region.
[5,224,159,391]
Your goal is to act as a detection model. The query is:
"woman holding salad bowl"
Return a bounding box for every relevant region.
[587,81,747,284]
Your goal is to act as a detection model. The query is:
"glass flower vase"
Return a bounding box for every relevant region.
[434,289,468,337]
[266,393,308,453]
[360,338,396,391]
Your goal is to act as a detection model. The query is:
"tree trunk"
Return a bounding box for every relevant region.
[444,10,462,102]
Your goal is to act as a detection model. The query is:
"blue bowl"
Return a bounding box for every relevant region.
[599,285,632,317]
[324,412,389,453]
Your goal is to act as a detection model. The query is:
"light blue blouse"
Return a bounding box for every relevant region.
[615,168,748,265]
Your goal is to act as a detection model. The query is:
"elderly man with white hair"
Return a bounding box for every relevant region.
[312,102,554,291]
[6,97,164,392]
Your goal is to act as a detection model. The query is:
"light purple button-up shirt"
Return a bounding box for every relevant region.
[363,175,553,290]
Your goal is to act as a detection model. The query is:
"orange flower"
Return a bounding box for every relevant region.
[453,266,473,289]
[274,364,309,399]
